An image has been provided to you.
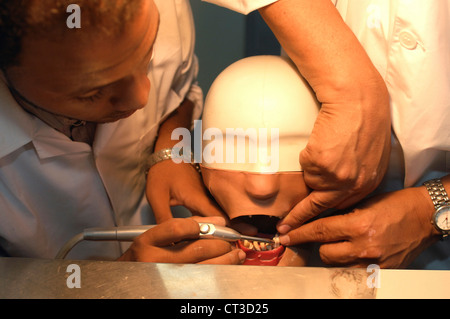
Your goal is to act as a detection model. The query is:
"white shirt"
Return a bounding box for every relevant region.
[203,0,277,15]
[0,0,202,260]
[206,0,450,269]
[206,0,449,188]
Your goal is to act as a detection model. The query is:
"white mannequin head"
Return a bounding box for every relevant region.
[201,55,320,229]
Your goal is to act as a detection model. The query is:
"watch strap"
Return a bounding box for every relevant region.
[145,147,200,174]
[423,178,449,209]
[423,178,449,239]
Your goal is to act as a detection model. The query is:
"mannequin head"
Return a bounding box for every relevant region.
[201,55,320,233]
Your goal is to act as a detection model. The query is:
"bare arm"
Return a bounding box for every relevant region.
[146,99,226,223]
[259,0,391,235]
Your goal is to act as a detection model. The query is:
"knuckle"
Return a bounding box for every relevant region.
[309,196,331,214]
[318,246,333,265]
[311,222,329,242]
[358,246,382,260]
[349,214,373,237]
[333,166,358,185]
[349,169,380,195]
[300,146,326,172]
[165,219,189,238]
[290,211,307,226]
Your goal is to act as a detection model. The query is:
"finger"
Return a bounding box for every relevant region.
[277,191,335,233]
[139,218,200,246]
[183,190,228,219]
[333,190,371,211]
[164,239,235,264]
[190,216,228,226]
[279,214,351,246]
[319,241,357,265]
[198,248,246,265]
[303,170,339,190]
[147,190,173,224]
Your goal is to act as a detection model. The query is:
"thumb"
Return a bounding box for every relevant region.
[277,190,332,234]
[147,189,173,224]
[183,190,227,219]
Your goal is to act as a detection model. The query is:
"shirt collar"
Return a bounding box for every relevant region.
[0,80,94,160]
[7,83,96,146]
[0,80,34,159]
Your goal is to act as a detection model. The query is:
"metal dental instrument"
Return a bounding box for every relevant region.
[56,223,274,259]
[198,223,275,244]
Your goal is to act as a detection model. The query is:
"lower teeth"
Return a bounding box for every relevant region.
[242,237,280,251]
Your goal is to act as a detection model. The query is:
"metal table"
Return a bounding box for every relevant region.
[0,257,448,299]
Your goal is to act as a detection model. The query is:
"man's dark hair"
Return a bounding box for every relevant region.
[0,0,144,70]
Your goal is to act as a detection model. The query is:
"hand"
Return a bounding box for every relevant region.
[259,0,391,234]
[277,96,391,235]
[146,159,226,223]
[118,217,246,264]
[279,186,440,268]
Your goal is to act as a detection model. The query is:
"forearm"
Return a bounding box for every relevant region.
[260,0,391,207]
[259,0,388,103]
[153,98,194,152]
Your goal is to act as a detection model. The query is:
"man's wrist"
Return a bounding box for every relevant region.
[145,147,200,175]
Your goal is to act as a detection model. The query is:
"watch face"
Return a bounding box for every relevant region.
[435,205,450,231]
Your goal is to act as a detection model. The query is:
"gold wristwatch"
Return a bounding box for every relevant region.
[423,178,450,240]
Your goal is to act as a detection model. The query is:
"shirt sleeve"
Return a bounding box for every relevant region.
[203,0,278,15]
[151,0,203,129]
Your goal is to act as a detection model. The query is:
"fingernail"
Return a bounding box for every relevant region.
[279,235,290,246]
[277,224,291,234]
[238,250,247,262]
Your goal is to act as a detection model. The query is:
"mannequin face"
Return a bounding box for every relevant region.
[201,167,309,232]
[200,56,319,232]
[200,55,319,265]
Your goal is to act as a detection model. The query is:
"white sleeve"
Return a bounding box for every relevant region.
[151,0,203,127]
[203,0,278,15]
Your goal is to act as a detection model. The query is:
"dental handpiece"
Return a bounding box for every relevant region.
[82,223,274,244]
[198,223,275,244]
[56,223,276,259]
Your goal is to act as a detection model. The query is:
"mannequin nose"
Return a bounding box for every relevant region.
[244,174,280,201]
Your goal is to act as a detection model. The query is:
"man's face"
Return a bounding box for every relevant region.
[4,1,159,123]
[201,167,309,232]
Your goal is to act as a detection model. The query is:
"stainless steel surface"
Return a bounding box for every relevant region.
[0,257,448,299]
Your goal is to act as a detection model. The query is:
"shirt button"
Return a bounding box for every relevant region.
[399,30,418,50]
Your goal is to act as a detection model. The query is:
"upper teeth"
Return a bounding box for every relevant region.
[242,237,280,251]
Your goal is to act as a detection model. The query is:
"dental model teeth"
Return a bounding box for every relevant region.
[242,239,278,251]
[243,240,253,250]
[273,236,280,248]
